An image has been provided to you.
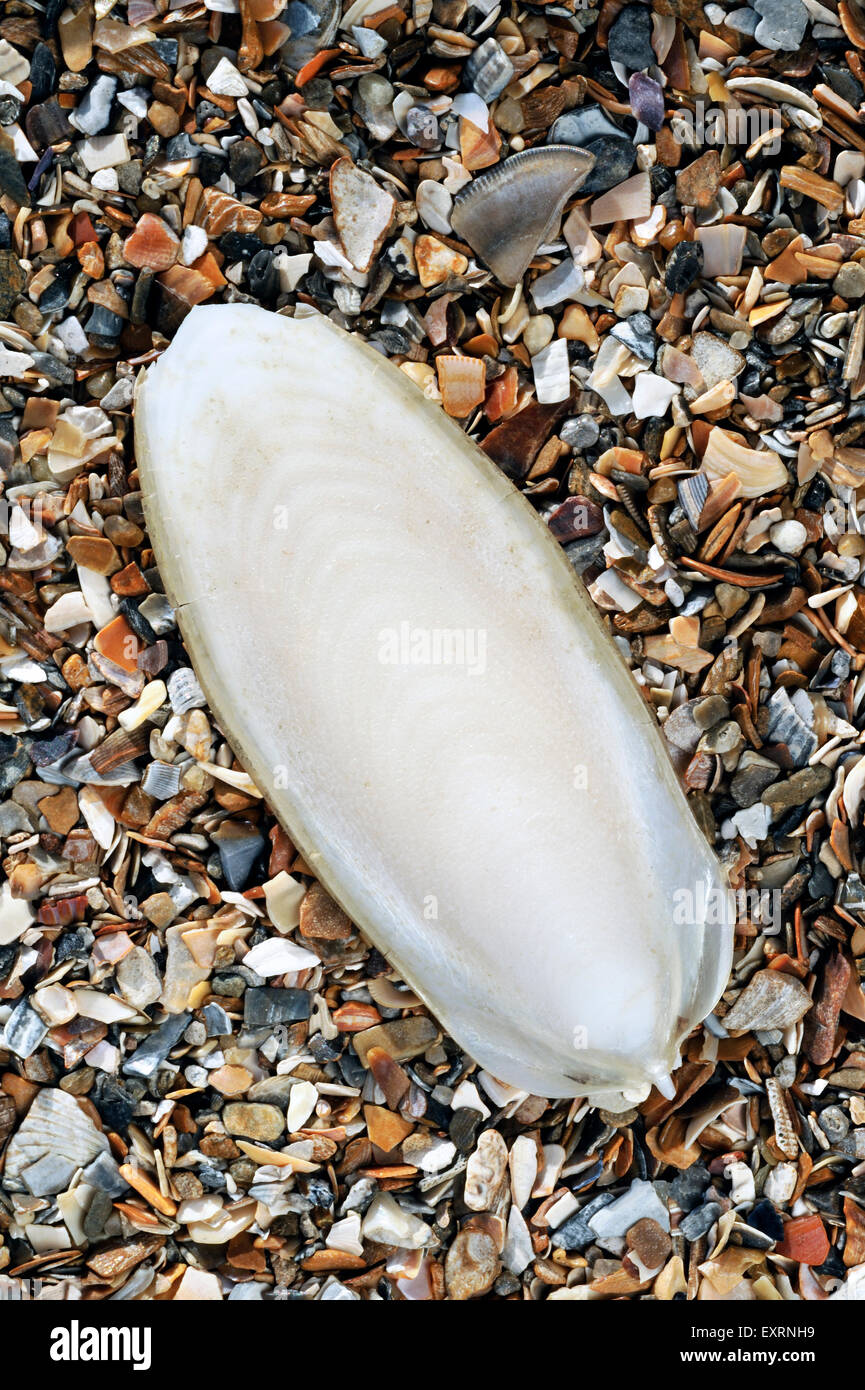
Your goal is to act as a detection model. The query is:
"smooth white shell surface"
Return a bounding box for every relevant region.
[136,304,732,1102]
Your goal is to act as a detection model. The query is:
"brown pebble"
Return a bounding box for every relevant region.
[804,950,851,1065]
[364,1103,414,1152]
[103,514,145,548]
[299,881,353,940]
[140,891,177,928]
[445,1230,500,1300]
[626,1217,671,1269]
[38,785,79,835]
[67,534,121,575]
[676,150,721,209]
[222,1102,285,1141]
[148,100,181,138]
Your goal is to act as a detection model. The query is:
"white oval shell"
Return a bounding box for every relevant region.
[135,304,733,1102]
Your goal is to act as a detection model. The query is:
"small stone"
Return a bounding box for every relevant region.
[210,1065,252,1097]
[450,1106,484,1153]
[2,1000,48,1057]
[140,892,176,932]
[122,1011,191,1078]
[79,133,130,173]
[764,1162,798,1205]
[608,4,656,69]
[161,924,210,1013]
[211,820,265,891]
[804,951,851,1066]
[207,56,248,96]
[116,947,162,1009]
[671,1162,710,1212]
[67,534,121,574]
[123,213,181,272]
[611,311,655,360]
[416,179,453,234]
[547,496,604,543]
[70,75,116,135]
[629,73,664,131]
[588,1179,669,1238]
[676,151,722,209]
[561,415,600,449]
[415,234,468,288]
[364,1104,414,1152]
[353,1014,439,1066]
[0,247,26,314]
[26,99,73,148]
[665,240,704,292]
[229,137,264,188]
[299,882,353,940]
[769,520,807,555]
[330,157,396,274]
[405,104,439,150]
[680,1201,722,1241]
[749,1198,785,1241]
[761,764,832,816]
[580,136,638,195]
[753,0,808,51]
[38,785,79,834]
[773,1055,797,1088]
[627,1217,672,1268]
[204,1002,233,1037]
[730,751,779,808]
[818,1106,849,1145]
[22,1153,78,1197]
[143,97,179,139]
[835,262,865,300]
[836,1129,865,1159]
[222,1102,284,1141]
[59,5,93,71]
[29,43,55,105]
[445,1229,500,1299]
[775,1213,829,1265]
[243,986,312,1027]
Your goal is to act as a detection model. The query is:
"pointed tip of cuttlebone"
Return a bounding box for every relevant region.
[450,144,596,288]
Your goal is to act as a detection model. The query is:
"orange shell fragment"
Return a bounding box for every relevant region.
[436,354,486,418]
[123,213,181,272]
[484,365,519,422]
[94,615,140,674]
[775,1214,830,1266]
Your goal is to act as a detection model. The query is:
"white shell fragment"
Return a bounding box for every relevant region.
[136,304,733,1103]
[330,157,396,273]
[701,426,789,498]
[3,1086,110,1191]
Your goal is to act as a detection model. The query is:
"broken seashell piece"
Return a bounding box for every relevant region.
[450,145,595,287]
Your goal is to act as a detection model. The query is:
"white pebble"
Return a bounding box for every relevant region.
[522,314,555,355]
[416,178,453,234]
[769,519,808,555]
[206,56,248,97]
[181,225,209,266]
